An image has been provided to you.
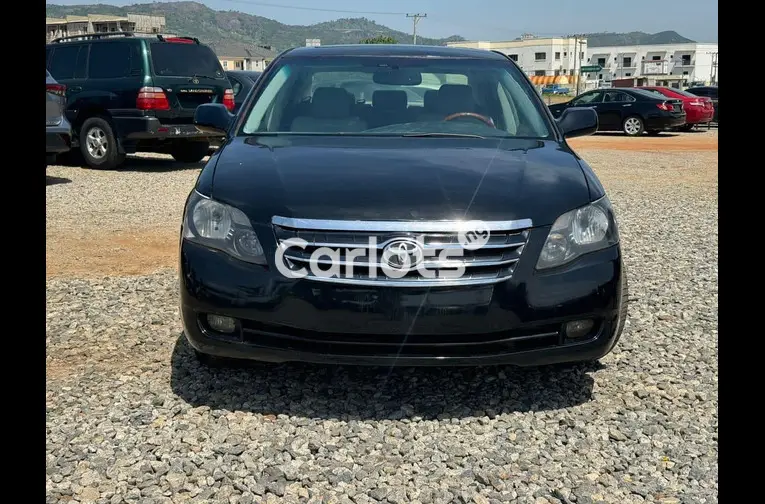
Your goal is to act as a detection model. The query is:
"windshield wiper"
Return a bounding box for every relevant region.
[401,132,487,139]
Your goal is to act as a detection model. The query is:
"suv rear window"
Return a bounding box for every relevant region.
[150,43,224,78]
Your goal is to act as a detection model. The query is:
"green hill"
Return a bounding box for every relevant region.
[45,2,465,51]
[584,31,695,47]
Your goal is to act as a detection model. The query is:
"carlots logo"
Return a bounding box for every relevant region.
[275,220,492,280]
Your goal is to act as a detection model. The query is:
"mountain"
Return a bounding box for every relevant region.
[583,31,695,47]
[45,2,465,51]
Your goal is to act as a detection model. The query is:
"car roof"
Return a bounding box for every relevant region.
[227,70,262,77]
[282,44,509,60]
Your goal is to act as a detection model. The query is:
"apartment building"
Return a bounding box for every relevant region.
[446,35,588,86]
[46,14,169,43]
[213,45,278,72]
[585,42,718,87]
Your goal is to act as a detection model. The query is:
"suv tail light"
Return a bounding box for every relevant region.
[223,89,235,112]
[46,83,66,96]
[137,86,170,110]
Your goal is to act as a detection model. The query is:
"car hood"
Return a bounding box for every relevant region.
[209,135,591,227]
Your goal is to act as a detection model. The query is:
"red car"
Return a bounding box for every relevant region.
[639,86,714,130]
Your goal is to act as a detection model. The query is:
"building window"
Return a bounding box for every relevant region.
[652,55,661,61]
[681,55,691,65]
[555,52,561,60]
[580,52,584,60]
[625,72,632,77]
[598,74,603,79]
[683,71,689,75]
[554,70,560,76]
[597,58,606,67]
[508,54,518,61]
[222,61,228,69]
[534,52,546,61]
[534,70,545,76]
[564,52,567,57]
[623,57,632,67]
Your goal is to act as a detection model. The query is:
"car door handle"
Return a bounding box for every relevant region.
[622,104,631,107]
[68,86,82,93]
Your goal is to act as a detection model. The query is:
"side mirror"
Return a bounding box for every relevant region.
[194,103,234,136]
[556,107,598,138]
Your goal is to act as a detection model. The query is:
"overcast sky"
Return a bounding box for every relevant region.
[50,0,718,42]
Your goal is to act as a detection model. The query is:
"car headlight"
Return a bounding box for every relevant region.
[536,196,619,270]
[182,190,267,265]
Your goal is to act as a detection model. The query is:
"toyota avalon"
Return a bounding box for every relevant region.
[181,44,628,367]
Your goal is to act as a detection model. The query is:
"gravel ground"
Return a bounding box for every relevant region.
[46,131,718,504]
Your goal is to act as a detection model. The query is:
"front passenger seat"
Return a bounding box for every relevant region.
[291,87,368,133]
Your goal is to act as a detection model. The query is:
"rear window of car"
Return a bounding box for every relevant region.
[150,42,224,78]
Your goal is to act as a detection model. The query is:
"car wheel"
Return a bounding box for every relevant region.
[170,141,211,163]
[79,116,126,170]
[622,116,644,136]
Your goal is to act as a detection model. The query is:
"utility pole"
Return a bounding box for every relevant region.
[708,51,718,85]
[406,13,426,45]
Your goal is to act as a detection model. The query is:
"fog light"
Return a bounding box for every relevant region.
[207,314,237,334]
[565,319,595,339]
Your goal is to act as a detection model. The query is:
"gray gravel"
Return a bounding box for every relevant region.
[46,137,718,504]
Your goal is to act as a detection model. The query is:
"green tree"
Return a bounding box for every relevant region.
[360,35,397,44]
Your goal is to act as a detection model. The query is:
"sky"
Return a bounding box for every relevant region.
[51,0,718,42]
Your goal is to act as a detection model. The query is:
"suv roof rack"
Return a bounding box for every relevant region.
[157,34,200,44]
[50,32,135,44]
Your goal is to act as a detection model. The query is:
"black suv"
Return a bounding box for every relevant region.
[46,33,234,169]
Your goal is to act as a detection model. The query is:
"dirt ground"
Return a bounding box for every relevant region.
[46,130,717,279]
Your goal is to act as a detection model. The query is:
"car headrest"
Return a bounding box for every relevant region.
[311,87,352,118]
[372,90,408,110]
[424,90,438,111]
[438,84,476,113]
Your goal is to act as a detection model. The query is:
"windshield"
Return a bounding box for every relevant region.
[150,43,225,78]
[240,56,552,138]
[673,88,706,98]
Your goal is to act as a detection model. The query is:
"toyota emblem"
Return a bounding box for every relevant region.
[381,238,424,271]
[191,77,199,84]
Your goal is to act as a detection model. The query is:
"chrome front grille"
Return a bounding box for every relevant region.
[271,216,532,287]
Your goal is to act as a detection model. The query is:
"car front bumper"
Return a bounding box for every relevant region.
[180,236,626,367]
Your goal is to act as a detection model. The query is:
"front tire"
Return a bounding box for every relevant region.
[170,141,210,163]
[79,116,126,170]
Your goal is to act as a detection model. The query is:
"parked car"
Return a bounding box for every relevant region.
[225,70,262,114]
[46,70,72,165]
[548,88,686,136]
[45,33,235,169]
[542,83,570,95]
[685,86,718,123]
[181,44,628,368]
[638,86,714,130]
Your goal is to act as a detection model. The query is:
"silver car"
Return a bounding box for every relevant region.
[46,70,71,164]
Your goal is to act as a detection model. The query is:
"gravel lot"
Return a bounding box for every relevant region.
[46,130,718,504]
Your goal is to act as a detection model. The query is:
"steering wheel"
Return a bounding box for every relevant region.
[443,112,496,128]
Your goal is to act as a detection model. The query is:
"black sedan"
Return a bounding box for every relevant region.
[182,44,628,368]
[225,70,262,114]
[548,88,686,136]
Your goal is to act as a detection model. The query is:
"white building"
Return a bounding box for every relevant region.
[585,42,718,87]
[46,14,169,43]
[447,35,588,87]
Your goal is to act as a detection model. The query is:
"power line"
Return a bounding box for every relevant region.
[406,13,427,44]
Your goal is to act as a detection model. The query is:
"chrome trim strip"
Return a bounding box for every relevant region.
[272,216,534,232]
[283,254,519,269]
[293,274,514,288]
[286,240,525,251]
